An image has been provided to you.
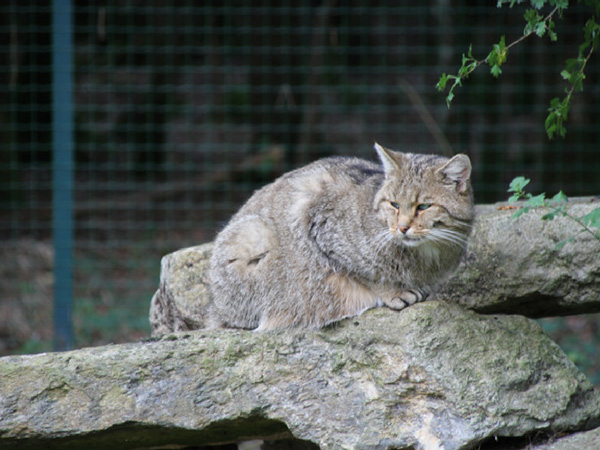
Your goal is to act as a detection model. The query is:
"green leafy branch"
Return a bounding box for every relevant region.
[436,4,561,107]
[436,35,509,107]
[437,0,600,139]
[547,17,599,138]
[507,176,600,249]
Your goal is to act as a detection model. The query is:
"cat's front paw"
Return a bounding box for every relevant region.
[382,288,429,311]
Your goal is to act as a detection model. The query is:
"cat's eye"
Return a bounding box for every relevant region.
[416,203,432,211]
[390,201,400,209]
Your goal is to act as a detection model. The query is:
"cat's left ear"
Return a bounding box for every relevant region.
[436,154,471,193]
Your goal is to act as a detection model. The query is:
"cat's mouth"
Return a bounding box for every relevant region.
[398,227,469,250]
[390,228,428,247]
[401,237,424,247]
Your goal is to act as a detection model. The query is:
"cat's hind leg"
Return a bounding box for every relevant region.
[255,272,381,331]
[214,215,276,275]
[209,215,279,329]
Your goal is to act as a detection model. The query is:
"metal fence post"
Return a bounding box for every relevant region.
[52,0,74,351]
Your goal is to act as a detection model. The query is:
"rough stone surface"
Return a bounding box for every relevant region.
[149,198,600,336]
[439,198,600,318]
[529,426,600,450]
[149,244,212,334]
[2,302,599,450]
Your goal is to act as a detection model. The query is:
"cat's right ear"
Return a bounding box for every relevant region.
[436,154,472,194]
[374,142,401,176]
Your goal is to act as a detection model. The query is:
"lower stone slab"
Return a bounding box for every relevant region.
[1,303,599,450]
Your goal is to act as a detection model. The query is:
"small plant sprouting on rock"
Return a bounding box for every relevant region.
[507,176,600,249]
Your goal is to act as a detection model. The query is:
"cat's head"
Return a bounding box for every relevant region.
[373,143,474,249]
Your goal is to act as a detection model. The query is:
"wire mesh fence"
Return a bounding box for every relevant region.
[1,1,599,379]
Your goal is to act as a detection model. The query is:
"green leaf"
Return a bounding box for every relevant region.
[547,20,558,41]
[462,50,470,66]
[534,21,547,37]
[564,57,579,73]
[436,74,449,91]
[497,0,523,7]
[553,0,569,11]
[552,190,568,203]
[581,207,600,230]
[575,73,586,91]
[486,36,508,78]
[508,176,530,193]
[494,36,508,64]
[512,207,530,219]
[508,194,521,203]
[531,0,545,9]
[524,9,543,35]
[526,193,547,207]
[546,96,570,139]
[583,17,600,44]
[541,211,557,220]
[491,64,503,77]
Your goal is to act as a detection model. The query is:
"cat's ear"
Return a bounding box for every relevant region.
[436,154,471,193]
[374,142,402,176]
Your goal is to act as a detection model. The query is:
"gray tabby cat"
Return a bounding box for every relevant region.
[208,143,473,330]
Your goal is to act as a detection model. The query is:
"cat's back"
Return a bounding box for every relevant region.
[282,155,383,188]
[284,155,383,185]
[212,155,383,272]
[235,156,384,220]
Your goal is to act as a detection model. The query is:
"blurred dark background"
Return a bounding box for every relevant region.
[0,1,598,383]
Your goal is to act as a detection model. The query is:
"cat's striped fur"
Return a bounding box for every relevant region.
[208,143,474,330]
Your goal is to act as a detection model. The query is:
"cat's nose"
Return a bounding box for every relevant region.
[397,220,410,234]
[398,225,409,234]
[397,215,410,234]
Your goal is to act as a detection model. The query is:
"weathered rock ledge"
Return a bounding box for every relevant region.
[150,198,600,335]
[1,303,599,450]
[440,198,600,317]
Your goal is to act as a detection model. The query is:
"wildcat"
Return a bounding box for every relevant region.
[208,143,474,330]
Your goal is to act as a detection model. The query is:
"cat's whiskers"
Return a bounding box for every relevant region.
[374,234,391,255]
[453,219,474,230]
[427,228,469,248]
[430,231,467,247]
[446,228,471,242]
[373,229,394,256]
